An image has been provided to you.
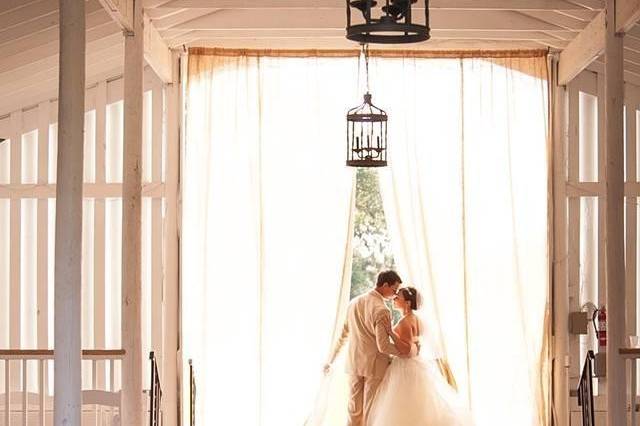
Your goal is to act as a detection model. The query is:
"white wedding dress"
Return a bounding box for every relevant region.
[368,331,473,426]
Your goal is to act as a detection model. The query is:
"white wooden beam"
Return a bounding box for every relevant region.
[518,10,589,30]
[0,182,165,199]
[625,85,638,340]
[0,20,119,76]
[0,41,123,101]
[552,62,569,426]
[121,0,144,423]
[172,8,565,31]
[97,0,133,31]
[9,111,22,382]
[153,0,596,10]
[144,15,173,83]
[604,0,627,423]
[162,28,569,41]
[174,37,549,51]
[54,0,85,424]
[558,11,605,84]
[162,50,180,426]
[36,101,49,350]
[94,81,106,391]
[587,60,640,86]
[557,8,601,21]
[0,0,58,31]
[566,0,604,9]
[162,28,570,49]
[150,8,216,31]
[150,74,163,378]
[566,79,581,392]
[0,2,106,48]
[617,0,640,32]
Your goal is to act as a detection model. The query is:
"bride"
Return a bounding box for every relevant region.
[368,287,473,426]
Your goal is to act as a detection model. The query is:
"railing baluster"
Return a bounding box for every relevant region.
[110,359,115,421]
[633,359,638,426]
[92,359,96,390]
[0,350,125,425]
[109,359,115,392]
[22,359,27,426]
[38,360,44,426]
[5,360,9,426]
[189,360,195,426]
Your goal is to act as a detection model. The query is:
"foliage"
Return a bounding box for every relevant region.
[349,168,395,300]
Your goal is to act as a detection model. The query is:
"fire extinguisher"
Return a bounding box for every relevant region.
[596,306,607,348]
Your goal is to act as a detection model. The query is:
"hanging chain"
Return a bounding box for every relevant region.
[363,43,370,94]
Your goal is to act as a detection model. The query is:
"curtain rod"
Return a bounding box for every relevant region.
[188,47,548,59]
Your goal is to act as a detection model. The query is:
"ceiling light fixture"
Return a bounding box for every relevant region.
[346,0,430,44]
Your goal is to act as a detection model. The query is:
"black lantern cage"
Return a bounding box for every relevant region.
[347,93,388,167]
[346,0,430,44]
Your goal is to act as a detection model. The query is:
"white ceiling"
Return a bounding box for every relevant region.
[0,0,123,117]
[144,0,604,51]
[5,0,640,118]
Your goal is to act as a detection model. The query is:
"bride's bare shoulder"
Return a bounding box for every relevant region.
[394,314,414,332]
[397,314,421,336]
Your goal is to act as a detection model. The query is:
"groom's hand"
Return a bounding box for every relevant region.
[323,363,332,375]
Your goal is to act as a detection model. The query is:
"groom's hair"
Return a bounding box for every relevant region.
[376,270,402,288]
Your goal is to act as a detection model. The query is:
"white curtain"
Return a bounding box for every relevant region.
[183,52,550,426]
[183,53,356,426]
[376,56,550,426]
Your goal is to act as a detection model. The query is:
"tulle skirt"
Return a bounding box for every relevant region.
[368,357,473,426]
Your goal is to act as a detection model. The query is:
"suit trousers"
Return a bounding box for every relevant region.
[347,375,382,426]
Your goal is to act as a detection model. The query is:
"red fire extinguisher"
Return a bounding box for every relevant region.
[597,306,607,348]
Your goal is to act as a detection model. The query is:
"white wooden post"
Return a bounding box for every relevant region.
[625,87,638,349]
[605,0,627,424]
[122,0,144,423]
[37,101,50,352]
[552,60,569,426]
[162,51,181,426]
[94,81,107,391]
[9,110,22,391]
[567,80,581,392]
[93,81,107,390]
[54,0,86,424]
[151,75,163,372]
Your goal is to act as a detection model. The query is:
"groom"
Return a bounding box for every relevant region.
[324,270,403,426]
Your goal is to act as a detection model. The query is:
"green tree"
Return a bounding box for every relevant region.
[350,168,395,299]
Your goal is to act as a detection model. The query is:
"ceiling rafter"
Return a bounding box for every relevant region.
[0,0,50,16]
[0,19,122,76]
[0,1,105,47]
[150,0,597,11]
[516,10,588,30]
[172,8,566,31]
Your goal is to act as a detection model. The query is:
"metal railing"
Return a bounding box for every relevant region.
[189,359,196,426]
[0,349,125,426]
[149,351,163,426]
[578,350,596,426]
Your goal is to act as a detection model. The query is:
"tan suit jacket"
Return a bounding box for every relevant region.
[330,290,400,379]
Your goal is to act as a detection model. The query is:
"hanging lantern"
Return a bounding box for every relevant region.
[346,44,387,168]
[346,93,387,167]
[346,0,430,44]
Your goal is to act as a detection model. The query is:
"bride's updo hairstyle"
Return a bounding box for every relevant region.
[399,286,421,311]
